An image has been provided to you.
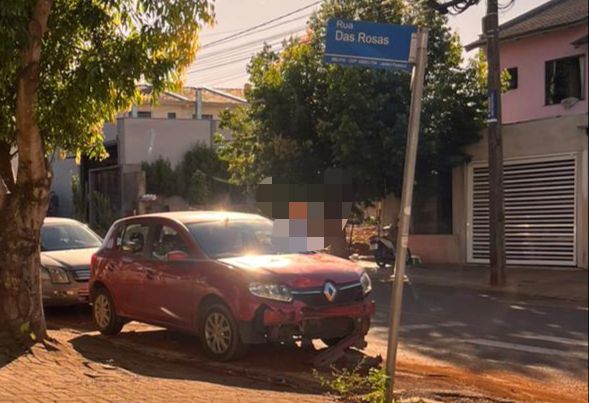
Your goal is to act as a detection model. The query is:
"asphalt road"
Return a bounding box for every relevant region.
[364,266,589,381]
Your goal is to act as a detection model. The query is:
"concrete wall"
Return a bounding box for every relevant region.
[459,114,588,269]
[49,157,78,217]
[119,118,213,167]
[133,102,232,120]
[500,25,588,124]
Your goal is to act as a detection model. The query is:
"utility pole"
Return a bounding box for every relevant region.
[427,0,507,286]
[484,0,506,286]
[385,27,429,402]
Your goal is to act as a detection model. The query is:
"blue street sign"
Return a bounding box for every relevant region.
[487,89,498,122]
[324,19,417,71]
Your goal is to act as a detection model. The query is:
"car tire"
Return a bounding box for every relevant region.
[199,303,247,361]
[321,337,346,347]
[93,287,124,336]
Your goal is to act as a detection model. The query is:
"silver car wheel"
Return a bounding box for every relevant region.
[204,312,232,354]
[94,294,111,329]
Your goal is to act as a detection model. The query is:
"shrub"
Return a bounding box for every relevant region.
[313,361,389,403]
[141,143,234,205]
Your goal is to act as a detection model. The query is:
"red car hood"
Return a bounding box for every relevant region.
[219,253,364,288]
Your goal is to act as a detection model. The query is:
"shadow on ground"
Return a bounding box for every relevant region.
[45,304,378,396]
[368,277,589,379]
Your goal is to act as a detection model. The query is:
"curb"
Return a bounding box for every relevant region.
[360,266,588,306]
[93,333,325,394]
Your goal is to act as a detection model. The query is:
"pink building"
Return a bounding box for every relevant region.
[410,0,588,269]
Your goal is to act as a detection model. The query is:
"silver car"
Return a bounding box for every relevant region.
[41,217,103,306]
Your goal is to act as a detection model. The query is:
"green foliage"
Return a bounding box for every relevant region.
[142,143,231,205]
[142,158,180,197]
[71,175,87,222]
[471,50,513,93]
[90,191,114,237]
[0,0,214,158]
[218,0,485,201]
[313,362,390,403]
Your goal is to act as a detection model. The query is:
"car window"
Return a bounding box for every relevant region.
[151,225,189,260]
[41,222,102,251]
[120,223,149,255]
[187,219,275,259]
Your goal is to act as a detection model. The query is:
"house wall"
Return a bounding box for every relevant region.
[49,157,77,217]
[407,167,467,264]
[500,25,588,124]
[459,114,588,269]
[119,118,213,167]
[132,101,233,120]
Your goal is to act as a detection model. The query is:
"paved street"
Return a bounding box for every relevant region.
[32,267,588,402]
[360,263,588,400]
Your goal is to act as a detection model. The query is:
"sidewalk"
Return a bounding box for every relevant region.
[0,328,331,403]
[357,259,588,304]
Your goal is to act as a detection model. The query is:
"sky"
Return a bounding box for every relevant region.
[184,0,551,88]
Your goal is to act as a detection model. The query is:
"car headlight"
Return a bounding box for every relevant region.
[40,267,51,281]
[360,272,372,295]
[249,282,292,302]
[43,266,70,284]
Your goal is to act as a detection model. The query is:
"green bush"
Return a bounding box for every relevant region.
[71,175,87,222]
[91,191,115,237]
[313,361,389,403]
[141,158,180,197]
[141,143,234,205]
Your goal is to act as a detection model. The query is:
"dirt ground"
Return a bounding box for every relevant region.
[1,306,586,403]
[0,327,332,403]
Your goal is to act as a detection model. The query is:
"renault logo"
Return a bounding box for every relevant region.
[323,282,337,302]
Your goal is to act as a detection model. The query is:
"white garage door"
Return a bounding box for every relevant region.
[468,155,577,266]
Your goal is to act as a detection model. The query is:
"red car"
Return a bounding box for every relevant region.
[90,211,374,361]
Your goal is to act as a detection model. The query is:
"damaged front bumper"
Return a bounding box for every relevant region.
[239,298,375,344]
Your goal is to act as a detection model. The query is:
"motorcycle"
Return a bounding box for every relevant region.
[369,225,412,269]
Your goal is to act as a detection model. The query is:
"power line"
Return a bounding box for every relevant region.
[194,26,304,64]
[186,29,303,75]
[201,0,321,49]
[199,13,310,53]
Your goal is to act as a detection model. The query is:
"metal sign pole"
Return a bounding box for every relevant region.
[385,27,428,402]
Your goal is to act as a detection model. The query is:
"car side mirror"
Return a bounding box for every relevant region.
[165,250,189,262]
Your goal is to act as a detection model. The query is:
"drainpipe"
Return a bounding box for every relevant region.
[195,88,203,120]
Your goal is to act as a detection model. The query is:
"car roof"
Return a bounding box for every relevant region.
[116,211,266,225]
[43,217,86,225]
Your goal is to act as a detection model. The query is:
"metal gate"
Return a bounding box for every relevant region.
[468,155,577,266]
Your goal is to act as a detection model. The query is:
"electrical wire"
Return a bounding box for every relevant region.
[186,29,303,76]
[201,0,321,49]
[199,12,311,53]
[194,26,305,64]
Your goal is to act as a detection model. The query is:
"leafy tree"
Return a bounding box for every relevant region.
[177,142,230,205]
[142,158,181,197]
[217,0,485,202]
[142,143,231,205]
[0,0,213,354]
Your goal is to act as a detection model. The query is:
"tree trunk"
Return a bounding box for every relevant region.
[328,229,350,259]
[0,0,52,356]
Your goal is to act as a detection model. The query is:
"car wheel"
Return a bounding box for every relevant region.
[93,287,124,336]
[199,303,246,361]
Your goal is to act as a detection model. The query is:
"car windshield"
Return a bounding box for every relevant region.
[41,222,102,251]
[187,218,281,259]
